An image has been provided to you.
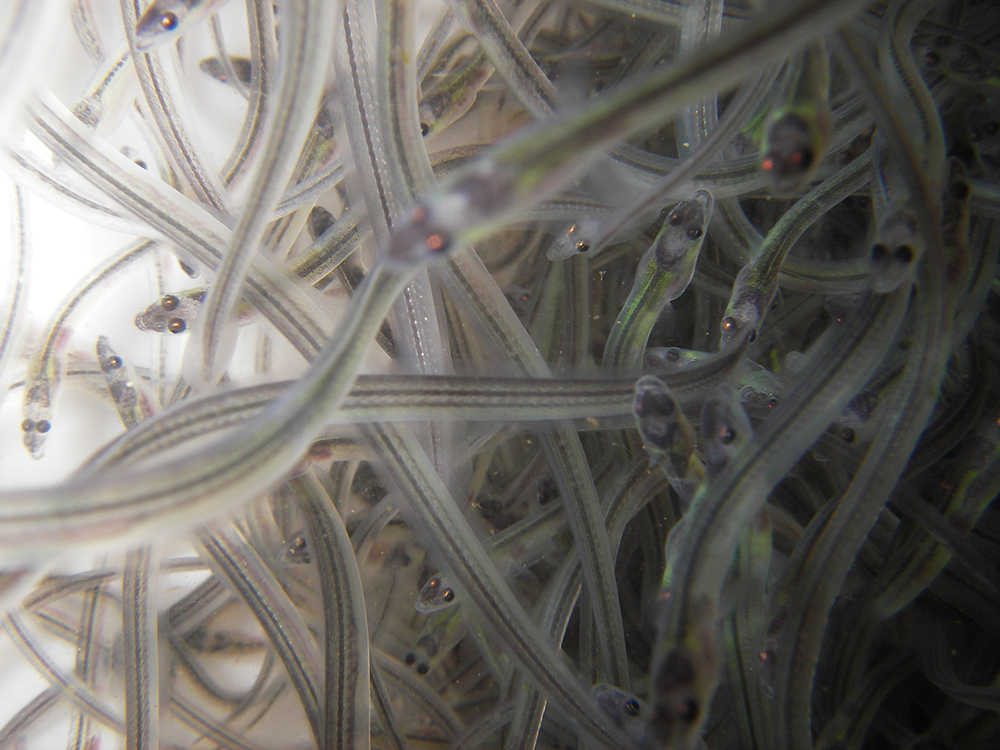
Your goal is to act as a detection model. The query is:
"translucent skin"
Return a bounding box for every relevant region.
[761,106,829,193]
[135,0,232,51]
[870,209,921,293]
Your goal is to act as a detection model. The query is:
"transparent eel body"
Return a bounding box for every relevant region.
[0,1,996,750]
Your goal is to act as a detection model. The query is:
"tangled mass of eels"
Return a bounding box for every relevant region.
[0,0,998,747]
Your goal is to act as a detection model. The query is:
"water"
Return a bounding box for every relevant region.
[0,0,998,748]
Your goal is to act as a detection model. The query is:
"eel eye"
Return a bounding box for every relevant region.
[677,698,699,722]
[871,243,890,262]
[425,232,451,254]
[160,12,178,31]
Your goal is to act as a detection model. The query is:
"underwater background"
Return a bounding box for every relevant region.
[0,0,998,748]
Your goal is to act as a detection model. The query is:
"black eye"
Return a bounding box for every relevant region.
[748,329,758,343]
[656,650,696,691]
[686,226,702,240]
[871,243,890,262]
[21,419,33,432]
[839,427,856,443]
[134,159,147,170]
[575,241,590,253]
[442,589,454,603]
[719,426,736,444]
[167,318,186,334]
[159,11,178,31]
[894,245,914,263]
[794,146,814,170]
[721,316,738,333]
[677,698,699,722]
[35,420,51,434]
[665,348,681,363]
[102,355,123,371]
[669,213,682,226]
[420,122,429,136]
[416,663,429,675]
[623,699,641,717]
[161,294,180,311]
[404,653,416,666]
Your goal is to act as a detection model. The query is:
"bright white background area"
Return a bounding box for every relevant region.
[0,0,441,488]
[0,1,441,741]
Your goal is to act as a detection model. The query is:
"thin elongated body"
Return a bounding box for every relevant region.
[647,287,909,747]
[0,260,416,560]
[760,41,832,193]
[1,0,993,746]
[135,0,234,51]
[720,149,871,347]
[362,420,632,750]
[286,473,371,750]
[71,43,135,135]
[388,0,870,259]
[26,93,332,360]
[632,376,704,505]
[96,336,155,426]
[185,0,338,385]
[0,183,28,405]
[647,389,754,746]
[603,191,713,369]
[555,67,779,261]
[22,239,156,458]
